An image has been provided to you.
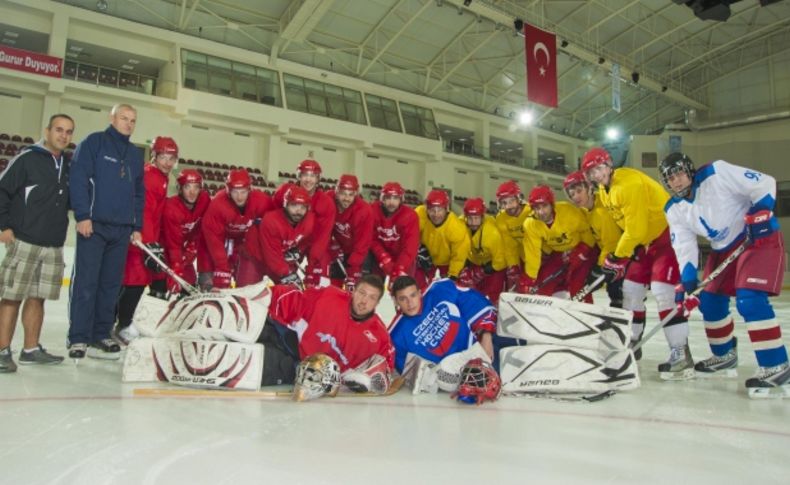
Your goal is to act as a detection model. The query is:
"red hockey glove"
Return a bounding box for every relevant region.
[505,265,521,292]
[303,263,323,288]
[345,268,362,293]
[377,254,394,275]
[517,274,538,294]
[212,270,232,289]
[457,266,476,287]
[674,284,700,318]
[602,254,628,283]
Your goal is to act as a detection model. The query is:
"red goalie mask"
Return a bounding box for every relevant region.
[453,358,502,405]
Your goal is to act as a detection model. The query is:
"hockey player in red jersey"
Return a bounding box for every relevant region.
[458,198,507,304]
[273,159,335,287]
[161,169,211,295]
[369,182,420,286]
[200,169,275,289]
[259,274,395,396]
[252,184,315,285]
[327,174,374,291]
[114,136,178,343]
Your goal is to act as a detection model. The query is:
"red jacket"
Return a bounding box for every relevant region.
[327,191,374,274]
[201,189,274,273]
[253,208,315,281]
[267,284,395,372]
[122,164,168,286]
[161,191,210,277]
[274,182,335,266]
[370,201,420,273]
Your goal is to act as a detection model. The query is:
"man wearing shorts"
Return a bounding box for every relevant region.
[0,114,75,372]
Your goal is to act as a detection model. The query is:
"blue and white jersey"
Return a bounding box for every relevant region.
[664,160,777,282]
[389,279,496,373]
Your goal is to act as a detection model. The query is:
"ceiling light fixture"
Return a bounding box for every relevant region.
[96,0,108,12]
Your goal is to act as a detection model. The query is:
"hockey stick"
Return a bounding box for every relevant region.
[133,375,407,400]
[632,239,749,353]
[133,240,199,295]
[571,274,606,302]
[528,265,567,294]
[504,390,616,403]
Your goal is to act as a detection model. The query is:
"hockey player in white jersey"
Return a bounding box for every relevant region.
[661,153,789,398]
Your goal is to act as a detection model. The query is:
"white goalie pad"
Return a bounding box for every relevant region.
[499,344,640,396]
[133,289,271,343]
[122,337,264,391]
[497,292,632,351]
[404,343,491,395]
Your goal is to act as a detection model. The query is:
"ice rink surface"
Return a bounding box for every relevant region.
[1,290,789,485]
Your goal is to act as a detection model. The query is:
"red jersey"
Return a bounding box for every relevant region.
[201,189,274,274]
[274,182,335,265]
[253,208,315,281]
[161,191,210,276]
[370,201,420,272]
[327,190,374,273]
[267,284,395,372]
[122,164,168,286]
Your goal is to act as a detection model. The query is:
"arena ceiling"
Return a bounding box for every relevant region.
[53,0,790,141]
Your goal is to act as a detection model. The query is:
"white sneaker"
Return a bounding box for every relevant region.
[115,325,140,346]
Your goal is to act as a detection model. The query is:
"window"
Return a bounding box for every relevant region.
[366,94,402,132]
[399,102,438,139]
[283,74,365,124]
[776,181,790,217]
[181,49,282,106]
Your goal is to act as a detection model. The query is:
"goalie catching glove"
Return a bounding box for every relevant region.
[452,358,502,405]
[340,354,391,394]
[293,353,341,402]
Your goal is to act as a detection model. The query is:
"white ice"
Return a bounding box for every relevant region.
[1,289,789,485]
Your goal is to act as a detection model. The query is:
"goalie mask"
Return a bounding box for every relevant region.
[453,358,501,405]
[293,353,341,402]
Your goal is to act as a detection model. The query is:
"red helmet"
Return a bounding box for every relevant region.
[177,169,202,187]
[380,182,405,199]
[463,198,486,217]
[563,171,587,191]
[226,169,251,190]
[425,189,450,209]
[453,358,501,405]
[581,147,612,172]
[336,174,359,192]
[496,180,523,201]
[528,185,555,207]
[297,159,322,175]
[151,136,178,157]
[284,184,311,207]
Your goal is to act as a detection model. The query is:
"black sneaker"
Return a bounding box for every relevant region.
[88,339,121,360]
[0,347,17,373]
[19,345,64,365]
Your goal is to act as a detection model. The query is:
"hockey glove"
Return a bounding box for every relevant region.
[345,268,362,293]
[143,243,165,272]
[416,245,433,271]
[585,266,606,291]
[457,267,476,288]
[674,284,700,318]
[517,274,538,295]
[284,247,302,263]
[745,209,775,246]
[303,263,323,288]
[376,253,394,275]
[505,265,521,292]
[280,272,302,287]
[482,261,495,275]
[212,270,232,289]
[602,254,629,283]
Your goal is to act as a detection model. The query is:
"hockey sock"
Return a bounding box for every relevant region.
[23,347,39,353]
[659,308,689,348]
[736,289,789,367]
[632,311,645,341]
[704,317,735,356]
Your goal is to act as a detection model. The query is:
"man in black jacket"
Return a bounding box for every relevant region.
[0,114,74,373]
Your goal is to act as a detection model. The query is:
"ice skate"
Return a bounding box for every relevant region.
[87,339,121,360]
[68,343,88,363]
[745,362,790,399]
[0,347,17,373]
[18,345,64,366]
[694,338,737,378]
[658,344,695,381]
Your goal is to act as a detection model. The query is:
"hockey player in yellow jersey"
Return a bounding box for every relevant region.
[414,189,471,289]
[458,198,507,304]
[563,171,624,308]
[582,147,694,380]
[517,185,598,303]
[494,180,532,291]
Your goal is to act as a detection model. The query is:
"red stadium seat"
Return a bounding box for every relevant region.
[23,137,34,144]
[0,133,9,141]
[11,135,21,142]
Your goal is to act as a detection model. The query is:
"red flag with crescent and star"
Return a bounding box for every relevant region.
[524,23,557,108]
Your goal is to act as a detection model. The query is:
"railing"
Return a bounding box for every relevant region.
[442,140,565,174]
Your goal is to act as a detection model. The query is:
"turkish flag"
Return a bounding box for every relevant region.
[524,23,557,108]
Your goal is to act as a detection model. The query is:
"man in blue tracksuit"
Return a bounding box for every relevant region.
[68,104,144,360]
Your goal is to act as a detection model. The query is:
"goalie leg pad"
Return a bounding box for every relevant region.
[499,344,640,395]
[122,337,265,391]
[497,293,632,351]
[131,294,175,337]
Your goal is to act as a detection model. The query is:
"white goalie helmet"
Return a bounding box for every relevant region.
[293,353,341,402]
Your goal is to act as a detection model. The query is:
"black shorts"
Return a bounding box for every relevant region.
[257,319,299,386]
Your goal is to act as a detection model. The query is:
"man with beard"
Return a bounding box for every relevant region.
[369,182,420,287]
[326,174,373,292]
